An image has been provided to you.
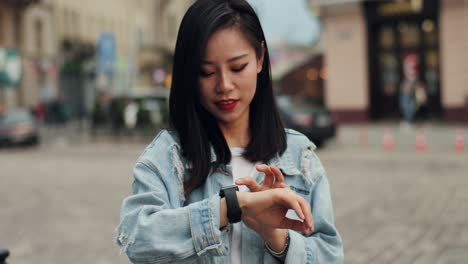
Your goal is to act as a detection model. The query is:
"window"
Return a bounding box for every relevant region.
[399,22,420,48]
[379,26,395,49]
[34,19,43,55]
[0,10,4,45]
[167,14,176,39]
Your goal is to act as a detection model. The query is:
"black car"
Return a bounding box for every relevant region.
[0,109,39,146]
[276,95,336,147]
[0,248,9,264]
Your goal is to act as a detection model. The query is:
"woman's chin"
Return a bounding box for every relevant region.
[215,115,242,126]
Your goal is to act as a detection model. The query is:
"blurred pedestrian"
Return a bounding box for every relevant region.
[116,0,343,263]
[400,80,416,124]
[415,84,428,120]
[124,99,138,130]
[33,103,45,124]
[400,53,423,128]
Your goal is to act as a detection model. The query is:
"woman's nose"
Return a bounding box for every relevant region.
[216,71,234,94]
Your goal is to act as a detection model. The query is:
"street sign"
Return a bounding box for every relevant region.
[0,48,21,88]
[96,32,116,75]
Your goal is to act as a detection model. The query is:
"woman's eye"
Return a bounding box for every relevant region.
[200,70,214,77]
[232,63,248,72]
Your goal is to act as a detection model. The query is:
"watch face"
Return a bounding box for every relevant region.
[220,185,239,198]
[222,185,239,191]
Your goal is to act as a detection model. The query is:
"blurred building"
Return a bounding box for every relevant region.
[2,0,192,118]
[38,0,162,118]
[311,0,468,123]
[138,0,193,92]
[279,54,325,106]
[0,0,38,109]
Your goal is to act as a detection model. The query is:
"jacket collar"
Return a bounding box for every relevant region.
[266,149,302,176]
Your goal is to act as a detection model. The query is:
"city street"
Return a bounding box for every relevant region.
[2,0,467,262]
[0,128,467,264]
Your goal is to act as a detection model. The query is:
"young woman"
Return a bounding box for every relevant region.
[116,0,343,263]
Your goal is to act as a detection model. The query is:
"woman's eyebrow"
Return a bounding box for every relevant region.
[202,54,248,64]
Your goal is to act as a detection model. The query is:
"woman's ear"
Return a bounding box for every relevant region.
[257,41,265,74]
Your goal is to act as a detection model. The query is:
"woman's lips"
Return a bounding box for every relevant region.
[215,100,239,110]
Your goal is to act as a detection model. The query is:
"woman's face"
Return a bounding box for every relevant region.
[198,27,264,127]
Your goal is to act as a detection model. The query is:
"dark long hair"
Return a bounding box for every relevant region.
[169,0,286,195]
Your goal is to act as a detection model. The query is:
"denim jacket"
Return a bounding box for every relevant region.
[116,129,343,263]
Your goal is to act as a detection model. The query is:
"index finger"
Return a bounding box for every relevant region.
[256,164,274,188]
[297,195,314,233]
[270,165,285,184]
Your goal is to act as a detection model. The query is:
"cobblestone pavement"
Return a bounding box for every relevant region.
[320,147,468,264]
[0,127,467,263]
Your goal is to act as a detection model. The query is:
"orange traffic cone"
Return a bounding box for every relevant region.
[383,128,394,151]
[415,128,427,152]
[454,128,465,152]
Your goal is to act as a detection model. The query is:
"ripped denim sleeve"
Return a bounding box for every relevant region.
[285,145,344,264]
[115,159,226,264]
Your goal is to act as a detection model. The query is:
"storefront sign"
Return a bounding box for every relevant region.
[378,0,423,16]
[97,32,116,75]
[0,48,21,88]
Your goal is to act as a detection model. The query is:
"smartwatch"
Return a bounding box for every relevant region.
[219,185,242,223]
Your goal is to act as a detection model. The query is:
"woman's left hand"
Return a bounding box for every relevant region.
[235,164,288,191]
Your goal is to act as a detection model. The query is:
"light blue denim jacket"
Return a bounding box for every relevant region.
[116,129,343,263]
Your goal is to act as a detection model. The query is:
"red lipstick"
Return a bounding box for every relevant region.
[215,99,239,110]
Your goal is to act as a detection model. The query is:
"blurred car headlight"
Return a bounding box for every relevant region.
[12,124,34,136]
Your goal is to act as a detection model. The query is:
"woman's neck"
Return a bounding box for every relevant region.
[219,120,250,148]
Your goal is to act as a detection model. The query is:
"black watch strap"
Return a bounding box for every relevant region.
[219,185,242,223]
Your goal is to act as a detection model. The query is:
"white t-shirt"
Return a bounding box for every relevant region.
[229,147,259,264]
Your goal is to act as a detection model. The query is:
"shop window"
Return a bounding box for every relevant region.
[380,53,399,96]
[399,22,420,48]
[379,26,395,49]
[424,49,439,96]
[422,19,438,46]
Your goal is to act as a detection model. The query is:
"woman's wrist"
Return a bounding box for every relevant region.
[264,229,289,261]
[236,191,249,210]
[263,228,288,253]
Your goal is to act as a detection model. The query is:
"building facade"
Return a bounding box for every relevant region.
[139,0,193,90]
[25,0,162,116]
[0,0,38,109]
[311,0,468,123]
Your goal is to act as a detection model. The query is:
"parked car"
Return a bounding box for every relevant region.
[0,248,9,264]
[0,109,39,147]
[276,95,336,147]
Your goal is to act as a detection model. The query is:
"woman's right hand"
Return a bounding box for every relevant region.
[237,188,313,235]
[235,164,288,191]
